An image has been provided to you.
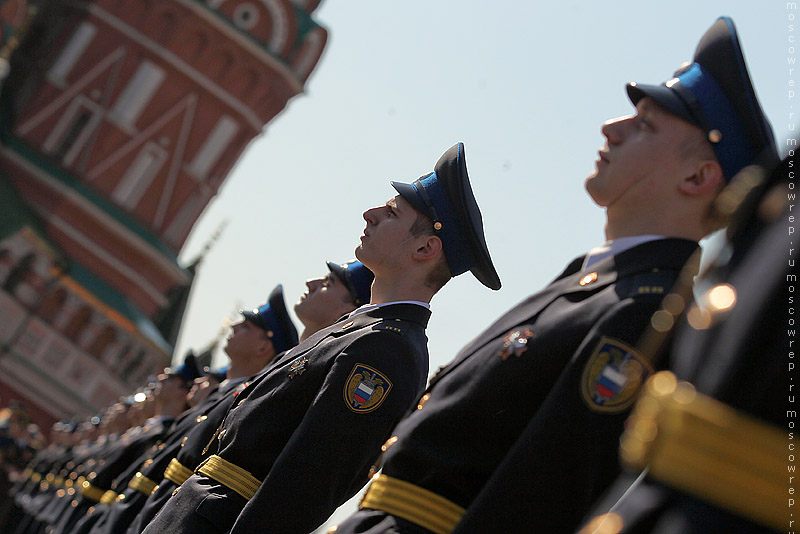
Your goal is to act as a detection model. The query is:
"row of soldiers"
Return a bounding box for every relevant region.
[3,257,376,534]
[3,14,791,534]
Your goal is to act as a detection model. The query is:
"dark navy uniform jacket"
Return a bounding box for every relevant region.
[577,179,790,534]
[336,238,698,534]
[69,383,242,534]
[51,418,174,534]
[124,382,248,534]
[32,434,114,527]
[143,303,430,534]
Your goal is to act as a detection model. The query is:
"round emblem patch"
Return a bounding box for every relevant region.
[344,364,393,413]
[581,337,653,413]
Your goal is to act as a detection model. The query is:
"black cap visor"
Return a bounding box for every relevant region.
[391,180,432,220]
[626,82,697,127]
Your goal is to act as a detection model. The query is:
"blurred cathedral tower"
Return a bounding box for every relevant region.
[0,0,327,428]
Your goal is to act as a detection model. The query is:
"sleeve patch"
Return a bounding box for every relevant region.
[580,337,653,413]
[343,364,393,413]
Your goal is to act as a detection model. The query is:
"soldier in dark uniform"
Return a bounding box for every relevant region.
[575,142,789,532]
[94,260,373,534]
[12,358,191,534]
[330,16,776,534]
[22,402,142,534]
[140,142,500,534]
[59,283,301,534]
[48,368,196,534]
[19,414,112,534]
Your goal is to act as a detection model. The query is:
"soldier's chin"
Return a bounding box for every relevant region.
[584,176,605,206]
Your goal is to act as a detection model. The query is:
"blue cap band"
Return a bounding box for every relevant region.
[412,172,473,276]
[672,62,754,179]
[342,261,372,306]
[253,303,290,353]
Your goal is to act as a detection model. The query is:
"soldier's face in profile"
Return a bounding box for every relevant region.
[294,271,354,326]
[187,376,217,407]
[585,98,704,213]
[155,374,189,397]
[224,318,270,360]
[356,195,421,273]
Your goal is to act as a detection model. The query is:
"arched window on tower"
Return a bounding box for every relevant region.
[108,60,166,132]
[61,305,92,343]
[38,287,67,324]
[4,253,45,308]
[186,115,239,180]
[111,141,168,210]
[88,325,116,359]
[47,22,97,86]
[42,96,103,167]
[3,252,35,294]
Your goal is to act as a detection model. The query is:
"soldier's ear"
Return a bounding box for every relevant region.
[256,335,275,358]
[412,235,443,263]
[679,160,724,197]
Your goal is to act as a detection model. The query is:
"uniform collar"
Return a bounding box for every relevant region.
[218,376,247,394]
[348,300,430,318]
[583,235,665,270]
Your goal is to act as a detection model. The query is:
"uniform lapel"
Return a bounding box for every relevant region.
[452,259,586,362]
[430,239,698,386]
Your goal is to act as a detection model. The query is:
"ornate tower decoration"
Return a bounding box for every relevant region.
[0,0,327,428]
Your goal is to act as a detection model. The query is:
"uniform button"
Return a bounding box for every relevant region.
[196,415,207,423]
[143,459,153,468]
[181,436,188,447]
[157,443,166,450]
[381,436,398,452]
[417,393,431,410]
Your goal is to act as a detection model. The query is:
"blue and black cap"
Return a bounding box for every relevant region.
[205,365,228,383]
[391,142,501,290]
[241,285,299,354]
[326,259,374,306]
[626,16,777,181]
[166,351,203,385]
